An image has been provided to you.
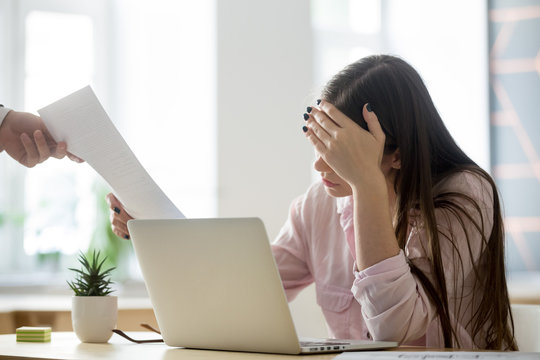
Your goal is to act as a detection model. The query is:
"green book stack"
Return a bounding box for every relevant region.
[16,327,51,343]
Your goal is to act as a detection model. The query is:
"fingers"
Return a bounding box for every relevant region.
[110,212,130,239]
[40,124,55,144]
[106,193,133,240]
[49,141,85,163]
[50,142,67,160]
[19,133,40,167]
[303,103,337,154]
[33,130,51,160]
[67,152,85,163]
[304,100,362,141]
[303,101,348,150]
[106,192,120,208]
[362,104,385,144]
[304,113,333,147]
[303,126,327,156]
[19,130,68,166]
[318,101,354,128]
[307,106,341,135]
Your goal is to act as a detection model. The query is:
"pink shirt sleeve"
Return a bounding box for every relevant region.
[351,172,493,346]
[351,250,435,343]
[271,195,314,302]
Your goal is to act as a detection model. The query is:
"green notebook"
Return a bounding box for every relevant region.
[16,326,52,343]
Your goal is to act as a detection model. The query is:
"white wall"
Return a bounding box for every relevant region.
[216,0,315,240]
[216,0,328,338]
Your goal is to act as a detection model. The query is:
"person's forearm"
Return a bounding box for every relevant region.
[352,172,400,271]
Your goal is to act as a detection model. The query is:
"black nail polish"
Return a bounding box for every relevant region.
[316,99,321,105]
[302,126,308,133]
[124,235,130,240]
[306,106,312,113]
[303,113,309,121]
[366,103,373,112]
[114,207,121,214]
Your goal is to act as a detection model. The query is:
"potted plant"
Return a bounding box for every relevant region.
[68,250,118,343]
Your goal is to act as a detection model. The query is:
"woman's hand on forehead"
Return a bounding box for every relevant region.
[302,100,386,188]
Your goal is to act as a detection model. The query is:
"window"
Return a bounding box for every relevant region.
[0,0,109,280]
[24,11,96,257]
[0,0,217,285]
[311,0,383,88]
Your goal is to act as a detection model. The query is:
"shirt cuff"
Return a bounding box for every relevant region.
[351,250,412,319]
[353,249,406,280]
[0,106,12,129]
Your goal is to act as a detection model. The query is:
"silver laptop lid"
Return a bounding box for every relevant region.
[128,218,302,354]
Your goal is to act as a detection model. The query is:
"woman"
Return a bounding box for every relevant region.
[108,55,516,350]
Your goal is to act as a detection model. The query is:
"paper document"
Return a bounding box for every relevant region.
[38,86,185,220]
[336,351,540,359]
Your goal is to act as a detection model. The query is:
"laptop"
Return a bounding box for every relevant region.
[128,218,398,354]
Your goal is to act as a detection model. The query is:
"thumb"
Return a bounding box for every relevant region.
[106,193,122,209]
[363,103,385,145]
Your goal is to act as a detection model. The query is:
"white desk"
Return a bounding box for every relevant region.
[0,332,337,360]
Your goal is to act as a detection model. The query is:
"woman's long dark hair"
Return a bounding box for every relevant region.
[322,55,516,350]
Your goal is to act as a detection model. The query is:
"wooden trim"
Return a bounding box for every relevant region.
[0,309,158,334]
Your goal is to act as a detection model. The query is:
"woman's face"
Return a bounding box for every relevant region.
[313,156,353,197]
[314,153,399,198]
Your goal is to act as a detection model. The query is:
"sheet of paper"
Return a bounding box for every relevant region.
[336,351,540,360]
[38,86,185,220]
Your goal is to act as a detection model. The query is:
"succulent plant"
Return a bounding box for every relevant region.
[67,251,116,296]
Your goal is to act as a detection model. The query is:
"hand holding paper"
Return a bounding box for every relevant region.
[38,86,185,220]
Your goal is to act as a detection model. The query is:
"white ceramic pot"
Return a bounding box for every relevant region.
[72,296,118,343]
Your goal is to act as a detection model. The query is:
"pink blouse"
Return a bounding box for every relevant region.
[271,171,493,348]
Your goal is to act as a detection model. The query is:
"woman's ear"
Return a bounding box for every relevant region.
[391,149,401,170]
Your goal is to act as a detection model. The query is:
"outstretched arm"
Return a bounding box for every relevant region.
[0,107,83,167]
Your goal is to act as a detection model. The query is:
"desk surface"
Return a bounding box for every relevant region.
[0,332,338,360]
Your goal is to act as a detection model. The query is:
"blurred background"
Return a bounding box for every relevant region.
[0,0,538,336]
